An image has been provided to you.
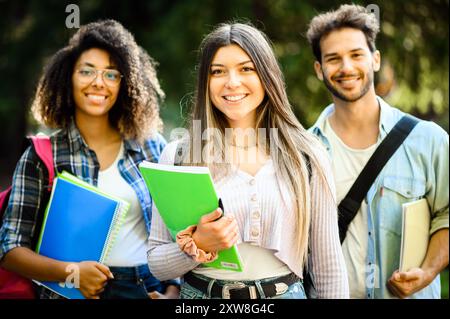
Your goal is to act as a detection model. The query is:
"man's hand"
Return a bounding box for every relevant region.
[388,229,448,299]
[387,268,432,298]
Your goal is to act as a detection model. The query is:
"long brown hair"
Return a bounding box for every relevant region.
[185,22,334,268]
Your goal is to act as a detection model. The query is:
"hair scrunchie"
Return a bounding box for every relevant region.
[176,225,218,263]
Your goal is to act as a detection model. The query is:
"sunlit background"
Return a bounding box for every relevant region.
[0,0,448,298]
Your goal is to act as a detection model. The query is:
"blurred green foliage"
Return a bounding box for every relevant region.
[0,0,448,299]
[442,268,449,299]
[0,0,448,178]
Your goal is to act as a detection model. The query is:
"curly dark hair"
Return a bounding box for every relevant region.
[306,4,380,63]
[31,19,164,141]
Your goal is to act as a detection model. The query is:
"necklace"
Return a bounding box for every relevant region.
[229,143,257,150]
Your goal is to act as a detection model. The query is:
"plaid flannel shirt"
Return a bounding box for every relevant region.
[0,120,178,298]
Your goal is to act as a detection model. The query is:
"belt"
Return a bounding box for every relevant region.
[184,272,300,299]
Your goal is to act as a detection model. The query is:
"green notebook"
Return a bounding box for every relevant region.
[139,161,243,272]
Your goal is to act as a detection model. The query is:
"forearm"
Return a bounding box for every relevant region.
[310,155,350,298]
[1,246,72,282]
[148,242,200,281]
[148,199,200,280]
[421,228,449,281]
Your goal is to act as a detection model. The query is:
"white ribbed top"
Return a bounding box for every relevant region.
[147,141,349,298]
[192,159,293,280]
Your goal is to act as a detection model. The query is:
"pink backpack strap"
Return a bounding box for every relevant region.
[29,135,54,191]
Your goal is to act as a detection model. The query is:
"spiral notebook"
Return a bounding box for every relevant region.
[34,171,130,299]
[139,161,243,272]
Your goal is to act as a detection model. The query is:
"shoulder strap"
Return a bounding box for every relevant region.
[29,135,54,191]
[338,115,420,243]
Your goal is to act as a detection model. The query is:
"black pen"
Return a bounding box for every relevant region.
[215,198,225,221]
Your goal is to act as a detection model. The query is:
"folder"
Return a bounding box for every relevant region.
[139,161,243,272]
[34,171,130,298]
[399,198,430,272]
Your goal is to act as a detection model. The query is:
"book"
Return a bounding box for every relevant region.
[34,171,130,299]
[139,161,244,272]
[399,198,430,272]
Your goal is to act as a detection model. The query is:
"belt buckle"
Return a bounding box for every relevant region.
[274,282,289,295]
[222,282,246,299]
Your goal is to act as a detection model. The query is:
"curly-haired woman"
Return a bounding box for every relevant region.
[0,20,179,299]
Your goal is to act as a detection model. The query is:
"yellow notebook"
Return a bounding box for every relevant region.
[399,198,430,272]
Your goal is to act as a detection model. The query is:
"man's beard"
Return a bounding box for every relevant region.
[322,71,373,102]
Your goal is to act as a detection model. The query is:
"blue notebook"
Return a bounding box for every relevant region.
[35,171,130,299]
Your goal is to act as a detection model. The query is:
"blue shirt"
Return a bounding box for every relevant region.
[309,97,449,299]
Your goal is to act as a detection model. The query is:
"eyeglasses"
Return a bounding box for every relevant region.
[74,66,123,87]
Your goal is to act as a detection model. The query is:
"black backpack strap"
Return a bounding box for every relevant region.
[338,115,420,243]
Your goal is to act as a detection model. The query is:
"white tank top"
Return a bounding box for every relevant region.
[98,142,148,267]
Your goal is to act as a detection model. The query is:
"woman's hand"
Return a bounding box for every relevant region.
[191,208,239,253]
[148,285,180,299]
[77,261,114,299]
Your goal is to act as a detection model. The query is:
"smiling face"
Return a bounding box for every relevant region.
[208,44,265,128]
[314,27,380,103]
[72,48,121,121]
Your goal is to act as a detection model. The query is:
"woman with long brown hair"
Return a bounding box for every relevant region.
[148,22,348,299]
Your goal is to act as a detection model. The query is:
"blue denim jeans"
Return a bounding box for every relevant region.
[100,264,164,299]
[180,273,307,299]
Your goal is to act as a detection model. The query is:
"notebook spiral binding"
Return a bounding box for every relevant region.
[99,201,130,263]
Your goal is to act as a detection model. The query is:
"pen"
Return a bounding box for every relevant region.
[216,198,225,221]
